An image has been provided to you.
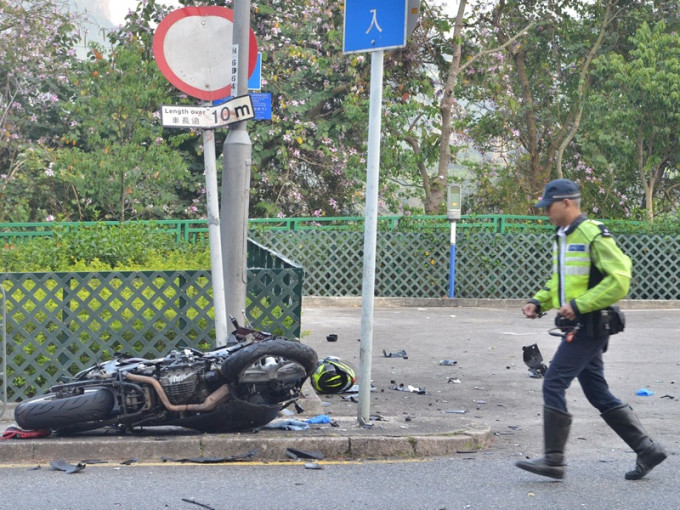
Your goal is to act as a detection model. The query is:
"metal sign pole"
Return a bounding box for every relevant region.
[358,49,385,425]
[222,0,252,327]
[202,127,228,345]
[449,220,457,298]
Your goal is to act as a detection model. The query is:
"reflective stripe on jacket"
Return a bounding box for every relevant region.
[531,215,631,315]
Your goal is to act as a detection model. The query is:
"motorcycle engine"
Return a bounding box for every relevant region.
[159,351,212,405]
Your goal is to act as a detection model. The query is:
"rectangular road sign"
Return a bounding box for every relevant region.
[161,95,255,129]
[250,92,272,120]
[343,0,408,54]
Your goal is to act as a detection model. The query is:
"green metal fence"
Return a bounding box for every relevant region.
[0,240,303,402]
[0,214,561,245]
[1,218,678,403]
[249,230,680,300]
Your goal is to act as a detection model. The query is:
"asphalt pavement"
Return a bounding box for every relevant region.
[1,298,679,469]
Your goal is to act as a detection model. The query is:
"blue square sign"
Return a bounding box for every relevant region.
[343,0,408,54]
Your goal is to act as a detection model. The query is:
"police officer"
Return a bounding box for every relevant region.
[517,179,666,480]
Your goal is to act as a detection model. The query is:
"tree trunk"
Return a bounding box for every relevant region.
[425,0,467,214]
[637,122,654,221]
[555,0,615,177]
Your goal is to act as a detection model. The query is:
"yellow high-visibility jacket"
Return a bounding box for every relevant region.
[531,215,631,316]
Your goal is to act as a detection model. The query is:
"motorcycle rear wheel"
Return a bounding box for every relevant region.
[14,388,115,431]
[221,338,318,385]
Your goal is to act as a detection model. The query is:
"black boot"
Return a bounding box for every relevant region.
[601,404,667,480]
[516,406,572,479]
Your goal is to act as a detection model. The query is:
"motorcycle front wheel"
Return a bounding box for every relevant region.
[14,388,115,431]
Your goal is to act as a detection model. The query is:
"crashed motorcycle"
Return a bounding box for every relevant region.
[14,319,318,435]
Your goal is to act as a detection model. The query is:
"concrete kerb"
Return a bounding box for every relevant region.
[0,400,493,465]
[0,429,493,464]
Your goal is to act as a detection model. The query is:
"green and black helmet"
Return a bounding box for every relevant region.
[311,357,357,394]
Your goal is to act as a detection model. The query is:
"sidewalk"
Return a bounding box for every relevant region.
[2,300,678,464]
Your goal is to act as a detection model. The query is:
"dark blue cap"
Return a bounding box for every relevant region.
[534,179,581,208]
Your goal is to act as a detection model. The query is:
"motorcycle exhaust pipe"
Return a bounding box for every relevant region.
[124,373,230,413]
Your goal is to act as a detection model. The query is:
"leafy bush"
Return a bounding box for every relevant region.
[0,222,211,272]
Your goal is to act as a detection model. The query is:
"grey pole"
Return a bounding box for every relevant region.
[358,49,385,425]
[221,0,252,326]
[202,126,228,345]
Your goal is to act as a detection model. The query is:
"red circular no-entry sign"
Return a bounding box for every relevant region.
[153,6,258,101]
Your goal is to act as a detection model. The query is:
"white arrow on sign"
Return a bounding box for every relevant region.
[161,95,255,129]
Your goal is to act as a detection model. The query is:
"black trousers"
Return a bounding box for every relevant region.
[543,329,622,413]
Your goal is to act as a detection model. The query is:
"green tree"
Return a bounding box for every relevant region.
[54,38,194,221]
[0,0,82,221]
[584,20,680,221]
[455,0,623,213]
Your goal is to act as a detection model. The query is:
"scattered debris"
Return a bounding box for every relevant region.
[306,414,332,424]
[49,459,86,474]
[304,462,323,470]
[27,465,40,471]
[383,349,408,359]
[287,448,324,461]
[522,344,547,378]
[448,377,461,384]
[120,458,138,465]
[163,450,258,464]
[262,419,310,431]
[445,409,467,414]
[181,498,215,510]
[636,388,654,396]
[326,334,338,342]
[391,383,426,394]
[661,394,676,400]
[1,426,51,440]
[439,359,457,366]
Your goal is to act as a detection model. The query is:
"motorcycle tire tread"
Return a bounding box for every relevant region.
[14,388,115,431]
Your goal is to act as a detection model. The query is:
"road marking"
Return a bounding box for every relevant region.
[0,458,435,469]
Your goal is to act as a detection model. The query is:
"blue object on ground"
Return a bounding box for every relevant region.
[262,419,310,431]
[636,388,654,396]
[306,415,332,424]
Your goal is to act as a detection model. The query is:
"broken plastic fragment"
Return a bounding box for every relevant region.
[49,459,86,474]
[445,409,467,414]
[286,448,324,460]
[383,349,408,359]
[522,344,547,377]
[305,462,323,470]
[163,449,258,464]
[439,360,457,366]
[391,383,426,394]
[181,498,215,510]
[326,334,338,342]
[636,388,654,396]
